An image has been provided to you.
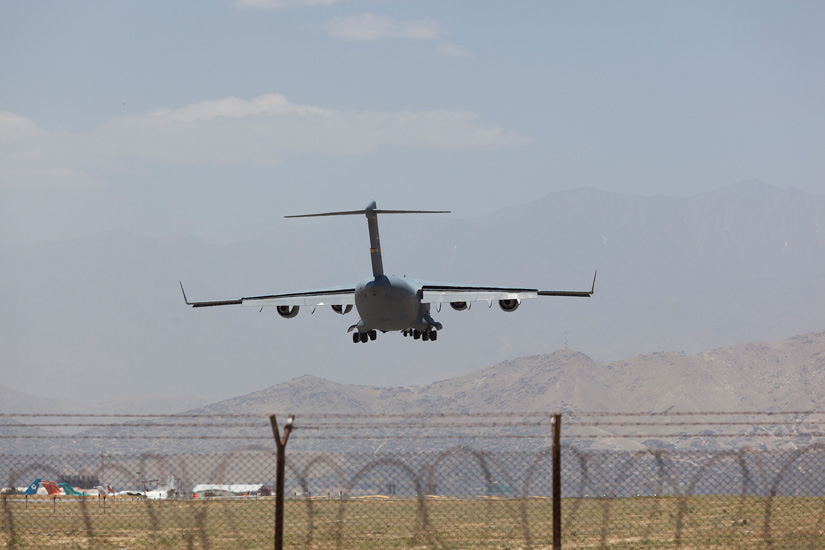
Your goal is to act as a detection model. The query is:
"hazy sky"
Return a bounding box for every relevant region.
[2,1,823,245]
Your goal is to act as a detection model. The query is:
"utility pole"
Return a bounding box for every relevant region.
[270,414,295,550]
[552,413,562,550]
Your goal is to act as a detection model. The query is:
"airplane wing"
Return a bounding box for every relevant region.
[180,283,355,308]
[420,271,597,304]
[421,285,539,304]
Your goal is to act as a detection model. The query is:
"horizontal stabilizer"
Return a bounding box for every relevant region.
[286,200,449,218]
[285,209,450,218]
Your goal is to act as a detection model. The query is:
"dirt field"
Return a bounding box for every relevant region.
[2,494,824,549]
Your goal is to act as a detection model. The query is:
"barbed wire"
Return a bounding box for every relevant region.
[4,421,822,430]
[0,422,271,429]
[4,410,823,420]
[296,420,824,429]
[0,413,269,419]
[271,432,825,440]
[8,432,818,441]
[0,435,274,440]
[5,431,822,441]
[267,410,825,419]
[573,410,825,416]
[4,411,825,441]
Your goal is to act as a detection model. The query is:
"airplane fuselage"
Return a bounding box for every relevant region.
[354,275,430,332]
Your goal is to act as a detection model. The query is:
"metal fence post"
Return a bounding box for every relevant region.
[270,414,295,550]
[552,413,562,550]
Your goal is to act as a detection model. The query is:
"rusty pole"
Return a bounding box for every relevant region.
[552,413,562,550]
[270,414,295,550]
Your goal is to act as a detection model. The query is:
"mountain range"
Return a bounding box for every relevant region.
[196,329,825,417]
[3,329,824,455]
[1,180,823,404]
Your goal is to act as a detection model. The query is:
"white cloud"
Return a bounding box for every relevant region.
[325,13,443,42]
[137,94,331,124]
[0,111,97,189]
[1,95,529,189]
[438,43,472,59]
[236,0,340,9]
[0,111,40,140]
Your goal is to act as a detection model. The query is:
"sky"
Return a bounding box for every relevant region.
[1,0,824,246]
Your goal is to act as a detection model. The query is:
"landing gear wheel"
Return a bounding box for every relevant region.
[430,330,437,341]
[360,332,368,343]
[369,330,377,341]
[422,330,430,341]
[413,330,421,340]
[353,333,360,344]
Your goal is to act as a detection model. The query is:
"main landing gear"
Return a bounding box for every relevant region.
[353,328,439,343]
[352,330,377,343]
[402,328,438,341]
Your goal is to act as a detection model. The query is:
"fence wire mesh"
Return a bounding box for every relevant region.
[2,412,824,549]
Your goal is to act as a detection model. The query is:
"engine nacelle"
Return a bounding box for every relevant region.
[498,299,520,312]
[331,304,353,315]
[450,301,469,311]
[276,305,300,319]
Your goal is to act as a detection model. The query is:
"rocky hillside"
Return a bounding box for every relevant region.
[189,330,825,417]
[4,330,822,454]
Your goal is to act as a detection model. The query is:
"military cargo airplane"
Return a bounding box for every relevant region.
[181,201,595,343]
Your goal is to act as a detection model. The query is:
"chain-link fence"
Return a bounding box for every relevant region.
[2,412,825,549]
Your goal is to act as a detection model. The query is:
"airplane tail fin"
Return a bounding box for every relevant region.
[286,201,450,278]
[41,481,61,495]
[24,479,41,496]
[164,475,178,491]
[58,482,82,496]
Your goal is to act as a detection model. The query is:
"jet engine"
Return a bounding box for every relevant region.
[498,299,520,312]
[331,304,353,315]
[450,301,469,311]
[276,305,300,318]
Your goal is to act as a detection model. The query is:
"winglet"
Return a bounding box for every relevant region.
[179,281,192,305]
[536,270,598,298]
[178,283,244,307]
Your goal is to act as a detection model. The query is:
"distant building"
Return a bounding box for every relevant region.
[191,484,272,498]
